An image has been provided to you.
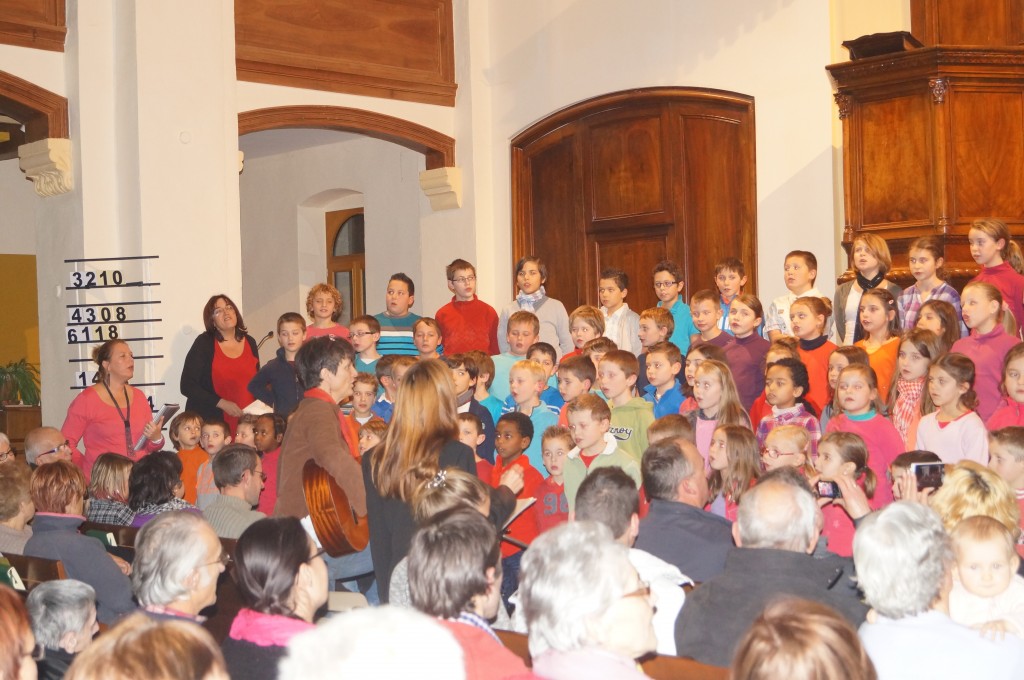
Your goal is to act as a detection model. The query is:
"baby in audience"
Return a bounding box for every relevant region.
[949,516,1024,638]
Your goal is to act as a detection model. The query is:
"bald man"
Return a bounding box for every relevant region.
[674,467,868,667]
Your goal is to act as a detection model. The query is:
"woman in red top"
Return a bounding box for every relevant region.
[62,339,166,477]
[180,294,260,434]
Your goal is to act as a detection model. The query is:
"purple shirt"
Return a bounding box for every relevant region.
[952,325,1021,421]
[725,334,770,410]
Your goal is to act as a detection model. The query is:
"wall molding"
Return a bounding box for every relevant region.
[0,0,66,52]
[0,69,69,142]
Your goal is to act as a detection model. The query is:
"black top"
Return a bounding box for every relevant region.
[361,439,515,603]
[634,498,735,583]
[180,331,260,421]
[675,546,869,667]
[221,637,287,680]
[37,647,74,680]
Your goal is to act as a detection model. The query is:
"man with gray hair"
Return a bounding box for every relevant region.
[634,438,733,582]
[26,579,98,679]
[24,426,73,467]
[855,502,1024,679]
[674,467,867,667]
[203,444,265,539]
[132,511,227,622]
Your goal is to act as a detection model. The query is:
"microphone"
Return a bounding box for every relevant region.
[256,330,274,350]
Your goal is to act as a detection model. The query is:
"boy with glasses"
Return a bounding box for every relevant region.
[435,258,500,355]
[652,260,698,354]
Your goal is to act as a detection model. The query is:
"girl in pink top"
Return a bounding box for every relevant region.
[989,344,1024,429]
[815,431,879,557]
[968,219,1024,339]
[915,353,988,466]
[707,425,760,522]
[825,364,904,505]
[62,340,165,478]
[304,282,350,340]
[952,282,1022,422]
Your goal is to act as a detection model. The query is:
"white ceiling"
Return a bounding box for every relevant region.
[239,128,360,160]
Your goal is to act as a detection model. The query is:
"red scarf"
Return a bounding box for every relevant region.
[892,378,924,442]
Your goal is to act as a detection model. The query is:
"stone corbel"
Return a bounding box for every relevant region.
[238,150,245,174]
[419,166,462,211]
[19,138,73,197]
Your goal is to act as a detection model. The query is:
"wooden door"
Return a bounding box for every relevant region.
[512,88,757,312]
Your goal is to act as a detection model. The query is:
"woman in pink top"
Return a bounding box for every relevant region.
[62,339,165,478]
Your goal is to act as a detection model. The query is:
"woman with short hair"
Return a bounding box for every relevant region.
[85,453,134,526]
[0,463,34,554]
[128,451,199,528]
[26,580,98,680]
[220,517,328,680]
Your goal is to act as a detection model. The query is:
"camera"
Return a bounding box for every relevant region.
[816,480,841,499]
[911,462,945,491]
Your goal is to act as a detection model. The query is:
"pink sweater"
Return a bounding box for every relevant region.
[62,386,163,479]
[988,397,1024,431]
[952,326,1021,422]
[825,413,904,506]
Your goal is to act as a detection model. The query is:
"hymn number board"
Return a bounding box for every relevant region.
[65,256,163,412]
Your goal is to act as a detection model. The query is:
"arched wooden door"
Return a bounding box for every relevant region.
[512,87,757,311]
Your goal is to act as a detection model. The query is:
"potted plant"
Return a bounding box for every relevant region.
[0,359,40,406]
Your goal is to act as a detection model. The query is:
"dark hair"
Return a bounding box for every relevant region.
[277,312,306,331]
[212,444,258,489]
[574,467,639,539]
[497,411,534,441]
[257,413,287,439]
[526,342,558,365]
[891,450,943,469]
[295,336,355,390]
[515,255,548,282]
[467,350,496,389]
[715,257,746,278]
[456,412,483,434]
[446,259,475,280]
[652,259,684,282]
[600,267,629,291]
[92,339,130,384]
[443,353,479,380]
[408,507,500,619]
[858,288,902,341]
[641,439,690,501]
[557,354,596,385]
[931,352,979,411]
[389,273,415,297]
[916,299,962,351]
[202,294,247,341]
[201,419,229,438]
[767,357,818,418]
[234,517,313,617]
[785,250,818,283]
[128,451,183,510]
[350,314,381,334]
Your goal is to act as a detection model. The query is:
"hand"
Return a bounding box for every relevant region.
[143,417,164,442]
[217,399,244,418]
[499,466,525,495]
[972,619,1012,641]
[109,553,131,576]
[898,470,935,506]
[831,475,872,521]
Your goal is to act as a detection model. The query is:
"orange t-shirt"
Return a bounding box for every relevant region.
[856,337,900,401]
[178,447,209,505]
[798,340,837,416]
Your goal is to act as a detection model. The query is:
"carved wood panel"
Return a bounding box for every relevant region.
[912,0,1024,47]
[512,88,757,312]
[0,0,65,52]
[235,0,456,106]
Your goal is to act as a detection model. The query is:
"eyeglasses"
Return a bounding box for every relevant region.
[622,581,651,600]
[653,281,678,289]
[350,331,374,339]
[212,304,235,317]
[307,548,327,563]
[251,469,267,482]
[0,448,14,463]
[202,552,232,569]
[450,275,476,285]
[762,447,798,459]
[39,441,70,457]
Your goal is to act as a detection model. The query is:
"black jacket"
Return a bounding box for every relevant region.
[634,499,735,583]
[180,331,260,421]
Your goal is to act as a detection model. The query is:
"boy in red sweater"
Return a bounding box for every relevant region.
[434,258,500,355]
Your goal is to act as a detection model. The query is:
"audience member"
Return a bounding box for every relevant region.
[203,444,265,539]
[928,461,1021,540]
[64,612,228,680]
[26,580,98,680]
[24,461,135,626]
[25,426,73,468]
[132,511,227,622]
[675,467,867,667]
[0,431,13,465]
[0,462,33,553]
[855,502,1024,679]
[279,606,466,680]
[128,450,199,528]
[0,585,40,680]
[84,453,134,526]
[948,516,1024,637]
[575,467,690,655]
[519,521,656,679]
[221,517,328,680]
[407,507,529,680]
[635,438,733,582]
[731,598,876,680]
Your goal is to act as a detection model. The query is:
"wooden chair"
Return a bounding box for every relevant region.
[4,554,66,591]
[79,522,140,549]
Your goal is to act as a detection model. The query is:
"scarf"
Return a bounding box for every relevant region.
[853,272,889,343]
[516,286,547,312]
[228,608,313,647]
[799,335,829,351]
[892,378,924,442]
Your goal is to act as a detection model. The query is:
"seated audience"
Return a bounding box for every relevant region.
[0,431,13,465]
[574,467,690,655]
[26,580,98,680]
[203,445,265,539]
[64,612,227,680]
[948,516,1024,637]
[927,461,1021,540]
[634,438,733,582]
[128,451,199,528]
[85,453,134,526]
[0,463,33,553]
[25,427,74,468]
[279,606,466,680]
[731,598,876,680]
[221,517,328,680]
[407,507,529,679]
[675,467,868,667]
[518,521,656,680]
[132,511,227,622]
[855,502,1024,679]
[23,461,135,625]
[1,585,39,680]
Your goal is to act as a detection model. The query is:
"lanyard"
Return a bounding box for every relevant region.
[102,382,133,456]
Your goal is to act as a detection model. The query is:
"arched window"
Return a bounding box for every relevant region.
[326,209,365,326]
